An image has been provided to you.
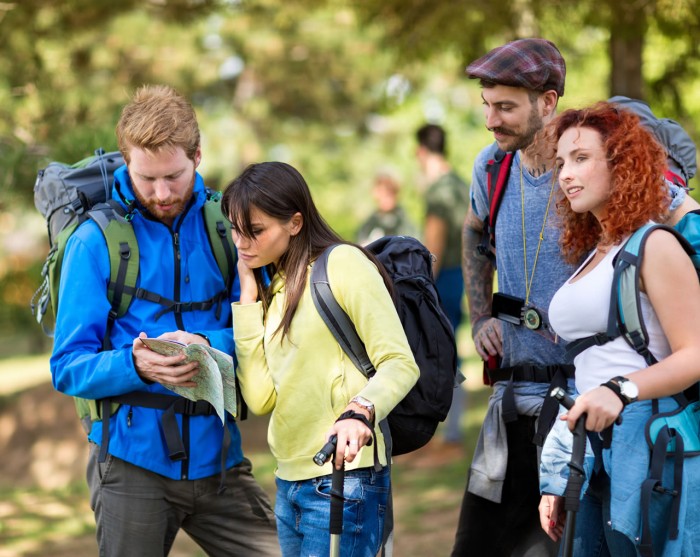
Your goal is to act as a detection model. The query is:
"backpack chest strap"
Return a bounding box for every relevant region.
[113,284,229,321]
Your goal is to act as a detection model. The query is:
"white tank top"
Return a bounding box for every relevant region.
[549,243,671,394]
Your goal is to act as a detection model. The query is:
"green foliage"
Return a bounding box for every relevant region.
[1,0,699,352]
[0,1,222,204]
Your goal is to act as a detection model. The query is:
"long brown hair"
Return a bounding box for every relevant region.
[222,161,393,339]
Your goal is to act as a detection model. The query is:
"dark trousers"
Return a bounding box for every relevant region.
[451,415,559,557]
[87,444,280,557]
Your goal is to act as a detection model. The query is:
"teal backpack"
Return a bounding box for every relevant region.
[31,148,237,434]
[566,222,700,557]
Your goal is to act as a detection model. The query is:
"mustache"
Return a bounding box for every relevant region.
[487,126,515,136]
[149,196,183,207]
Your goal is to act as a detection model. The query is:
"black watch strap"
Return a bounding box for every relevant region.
[335,410,381,471]
[601,379,628,408]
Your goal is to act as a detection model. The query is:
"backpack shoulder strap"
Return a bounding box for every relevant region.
[486,149,514,229]
[85,201,139,351]
[567,223,697,364]
[202,189,237,289]
[611,223,658,365]
[310,245,375,378]
[87,201,140,321]
[478,148,514,264]
[615,223,697,364]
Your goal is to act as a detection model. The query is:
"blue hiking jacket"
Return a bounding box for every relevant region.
[50,165,243,480]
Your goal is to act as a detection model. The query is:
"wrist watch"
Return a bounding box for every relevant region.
[350,395,375,420]
[601,376,639,407]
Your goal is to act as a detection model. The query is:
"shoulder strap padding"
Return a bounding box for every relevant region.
[613,223,696,364]
[88,201,140,318]
[310,245,375,378]
[202,189,237,290]
[44,201,137,323]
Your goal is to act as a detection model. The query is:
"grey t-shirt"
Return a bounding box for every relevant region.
[470,145,577,367]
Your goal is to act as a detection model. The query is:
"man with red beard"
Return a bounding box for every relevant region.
[51,85,280,556]
[452,39,576,556]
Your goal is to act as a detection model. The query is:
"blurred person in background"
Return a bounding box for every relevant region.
[415,123,469,444]
[356,166,418,245]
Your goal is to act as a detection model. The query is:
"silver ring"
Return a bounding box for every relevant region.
[487,326,493,333]
[349,440,358,445]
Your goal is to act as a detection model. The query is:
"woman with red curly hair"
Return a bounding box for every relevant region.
[538,102,700,556]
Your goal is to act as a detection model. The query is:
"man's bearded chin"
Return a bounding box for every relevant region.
[132,170,196,223]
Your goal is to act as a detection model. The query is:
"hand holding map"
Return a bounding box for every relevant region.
[139,338,237,423]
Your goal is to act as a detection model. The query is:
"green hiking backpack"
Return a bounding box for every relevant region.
[31,148,237,432]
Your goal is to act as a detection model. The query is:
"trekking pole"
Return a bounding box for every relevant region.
[550,387,587,557]
[313,435,344,557]
[329,457,344,557]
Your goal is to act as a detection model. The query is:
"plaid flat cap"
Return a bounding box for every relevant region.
[466,38,566,97]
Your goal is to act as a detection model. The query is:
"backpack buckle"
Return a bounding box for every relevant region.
[118,241,131,260]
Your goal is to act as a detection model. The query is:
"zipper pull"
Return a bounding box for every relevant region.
[174,232,181,260]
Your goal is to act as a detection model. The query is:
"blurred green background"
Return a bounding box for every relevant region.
[0,1,699,554]
[2,0,700,353]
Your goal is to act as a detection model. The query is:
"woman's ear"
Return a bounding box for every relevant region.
[289,212,303,236]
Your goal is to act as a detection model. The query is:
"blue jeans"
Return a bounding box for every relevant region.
[435,266,464,332]
[436,266,465,442]
[570,469,638,557]
[275,466,390,557]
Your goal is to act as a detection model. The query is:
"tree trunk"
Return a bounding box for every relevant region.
[608,2,648,100]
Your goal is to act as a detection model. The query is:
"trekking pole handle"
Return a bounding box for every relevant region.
[313,434,338,466]
[552,386,622,425]
[550,386,575,410]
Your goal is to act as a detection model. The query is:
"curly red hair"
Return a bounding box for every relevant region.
[545,102,669,263]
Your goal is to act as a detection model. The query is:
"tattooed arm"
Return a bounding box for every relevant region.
[462,207,502,360]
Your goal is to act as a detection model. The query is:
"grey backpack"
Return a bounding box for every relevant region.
[609,96,697,187]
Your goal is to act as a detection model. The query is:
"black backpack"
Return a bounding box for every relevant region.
[310,235,459,456]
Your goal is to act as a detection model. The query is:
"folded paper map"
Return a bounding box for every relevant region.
[139,338,237,423]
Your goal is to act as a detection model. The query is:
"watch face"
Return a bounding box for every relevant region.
[620,380,639,400]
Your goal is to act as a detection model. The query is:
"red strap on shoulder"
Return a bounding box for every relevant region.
[487,151,514,229]
[665,169,686,188]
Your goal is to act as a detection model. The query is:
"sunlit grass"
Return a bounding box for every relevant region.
[0,484,93,557]
[0,327,491,557]
[0,353,50,396]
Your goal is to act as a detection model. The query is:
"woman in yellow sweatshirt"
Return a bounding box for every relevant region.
[222,161,419,557]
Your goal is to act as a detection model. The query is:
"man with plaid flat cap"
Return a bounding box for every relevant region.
[453,38,578,556]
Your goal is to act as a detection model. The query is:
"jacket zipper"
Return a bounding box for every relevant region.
[170,202,194,480]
